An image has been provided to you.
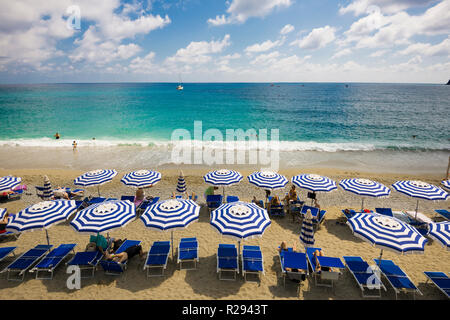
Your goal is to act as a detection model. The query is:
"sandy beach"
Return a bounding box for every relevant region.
[0,167,448,300]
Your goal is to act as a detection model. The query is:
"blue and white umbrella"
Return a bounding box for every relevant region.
[392,180,448,219]
[292,174,337,192]
[340,178,391,211]
[6,200,77,245]
[248,171,288,190]
[427,222,450,251]
[441,180,450,191]
[0,208,6,219]
[70,200,135,234]
[299,209,315,248]
[121,170,161,188]
[347,212,427,256]
[74,169,117,196]
[0,176,22,192]
[141,198,200,258]
[211,201,271,259]
[204,169,243,197]
[176,171,187,193]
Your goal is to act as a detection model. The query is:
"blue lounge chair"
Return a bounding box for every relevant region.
[424,272,450,299]
[144,241,170,277]
[343,256,386,298]
[241,245,264,282]
[278,249,308,288]
[268,203,285,217]
[207,195,223,213]
[289,200,304,222]
[66,250,104,278]
[435,210,450,221]
[138,197,160,213]
[252,200,264,208]
[30,243,76,279]
[375,208,394,217]
[0,230,20,240]
[226,196,239,203]
[177,238,199,270]
[1,244,52,281]
[0,247,17,263]
[217,244,238,280]
[100,240,141,275]
[373,259,422,299]
[306,247,345,288]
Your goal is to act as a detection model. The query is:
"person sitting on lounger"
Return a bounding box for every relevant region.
[267,195,281,211]
[104,244,145,263]
[284,185,298,202]
[313,249,332,272]
[0,212,10,234]
[278,241,296,253]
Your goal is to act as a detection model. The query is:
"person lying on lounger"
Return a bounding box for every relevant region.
[0,212,10,234]
[53,187,70,200]
[313,249,332,272]
[104,244,145,263]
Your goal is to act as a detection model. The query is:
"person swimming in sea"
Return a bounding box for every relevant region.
[54,132,60,140]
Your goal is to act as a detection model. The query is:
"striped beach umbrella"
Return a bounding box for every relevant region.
[211,201,271,258]
[42,175,54,200]
[248,171,288,190]
[441,180,450,191]
[176,171,187,193]
[121,170,161,188]
[340,178,391,211]
[74,169,117,196]
[0,208,5,218]
[0,176,21,192]
[6,200,77,245]
[204,169,243,197]
[299,209,315,248]
[347,212,427,257]
[70,200,135,234]
[392,180,448,219]
[427,222,450,251]
[292,174,337,192]
[141,198,200,258]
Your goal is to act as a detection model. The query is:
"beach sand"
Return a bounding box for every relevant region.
[0,167,448,300]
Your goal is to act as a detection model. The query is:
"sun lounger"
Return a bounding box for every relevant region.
[241,245,264,282]
[0,247,17,263]
[30,243,76,279]
[343,256,386,298]
[1,244,53,281]
[100,240,141,275]
[306,247,345,288]
[177,237,199,270]
[424,271,450,299]
[207,195,223,213]
[0,230,20,240]
[252,200,265,208]
[66,250,104,278]
[278,249,308,288]
[373,259,422,299]
[144,241,170,277]
[268,204,285,217]
[375,208,394,217]
[434,210,450,221]
[226,196,239,203]
[138,197,160,213]
[288,200,304,222]
[217,244,238,281]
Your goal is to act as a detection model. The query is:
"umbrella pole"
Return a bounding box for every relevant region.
[45,229,50,247]
[415,199,419,220]
[171,230,174,260]
[97,186,101,197]
[361,198,364,212]
[223,186,225,201]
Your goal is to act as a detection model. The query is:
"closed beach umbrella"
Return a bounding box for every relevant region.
[70,200,135,234]
[441,180,450,191]
[392,180,448,219]
[340,178,391,211]
[299,209,315,248]
[211,201,271,258]
[0,176,21,192]
[204,169,243,198]
[176,171,187,193]
[347,212,427,263]
[427,222,450,251]
[6,200,77,246]
[121,170,161,188]
[141,198,200,258]
[74,169,117,196]
[42,175,54,200]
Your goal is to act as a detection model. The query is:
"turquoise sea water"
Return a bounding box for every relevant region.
[0,82,448,152]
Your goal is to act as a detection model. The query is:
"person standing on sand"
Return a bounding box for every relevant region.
[72,140,77,151]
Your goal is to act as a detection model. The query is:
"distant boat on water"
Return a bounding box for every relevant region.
[177,74,184,90]
[177,84,183,90]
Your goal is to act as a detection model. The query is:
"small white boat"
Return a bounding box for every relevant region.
[176,84,183,90]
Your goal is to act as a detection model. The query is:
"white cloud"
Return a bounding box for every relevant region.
[244,38,284,54]
[291,26,336,50]
[331,48,352,59]
[398,37,450,56]
[280,24,295,35]
[339,0,439,16]
[250,51,281,65]
[129,52,157,73]
[207,0,292,25]
[369,49,389,57]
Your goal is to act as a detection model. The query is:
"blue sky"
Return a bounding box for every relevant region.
[0,0,449,83]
